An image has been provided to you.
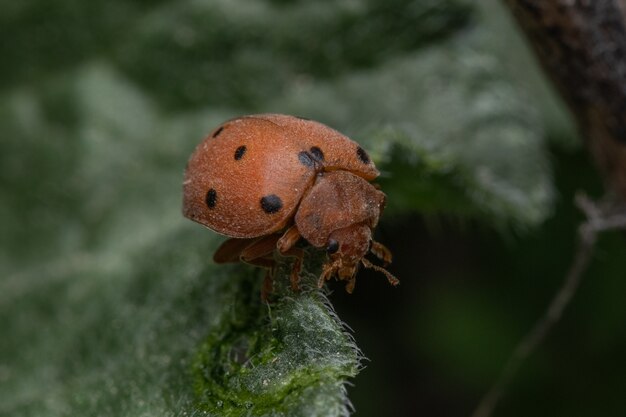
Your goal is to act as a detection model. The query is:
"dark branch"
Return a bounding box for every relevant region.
[470,193,626,417]
[503,0,626,198]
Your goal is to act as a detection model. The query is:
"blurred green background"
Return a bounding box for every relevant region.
[2,0,625,416]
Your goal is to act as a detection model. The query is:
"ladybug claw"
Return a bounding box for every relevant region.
[345,277,356,294]
[290,257,302,291]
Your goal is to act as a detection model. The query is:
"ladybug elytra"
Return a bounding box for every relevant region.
[183,114,398,294]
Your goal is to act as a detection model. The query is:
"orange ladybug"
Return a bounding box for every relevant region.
[183,114,398,294]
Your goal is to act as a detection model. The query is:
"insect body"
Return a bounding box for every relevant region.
[183,114,398,293]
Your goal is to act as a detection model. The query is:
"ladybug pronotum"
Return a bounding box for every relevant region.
[183,114,399,294]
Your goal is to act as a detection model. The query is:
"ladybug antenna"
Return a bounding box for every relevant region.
[368,240,393,267]
[361,258,399,287]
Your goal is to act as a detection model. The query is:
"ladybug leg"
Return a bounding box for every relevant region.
[279,247,304,291]
[361,258,400,287]
[345,276,356,294]
[276,225,301,253]
[318,262,337,288]
[370,240,393,267]
[261,269,274,302]
[214,237,258,263]
[276,226,305,291]
[238,256,276,301]
[241,256,275,269]
[237,235,282,299]
[240,234,281,263]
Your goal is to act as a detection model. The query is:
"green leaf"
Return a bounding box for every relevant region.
[0,65,359,417]
[112,0,472,109]
[1,233,359,417]
[272,30,554,229]
[192,257,360,417]
[1,0,563,415]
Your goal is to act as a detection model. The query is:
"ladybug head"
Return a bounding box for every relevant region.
[325,224,371,280]
[321,223,399,293]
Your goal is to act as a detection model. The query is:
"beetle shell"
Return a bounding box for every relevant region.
[183,114,379,238]
[252,114,380,180]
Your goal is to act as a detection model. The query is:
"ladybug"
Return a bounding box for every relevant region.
[183,114,398,294]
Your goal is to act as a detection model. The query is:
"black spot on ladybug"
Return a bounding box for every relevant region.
[260,194,283,214]
[234,145,247,160]
[356,147,370,164]
[212,126,224,138]
[206,188,217,208]
[310,146,324,162]
[298,151,315,168]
